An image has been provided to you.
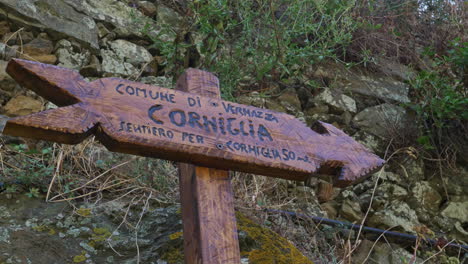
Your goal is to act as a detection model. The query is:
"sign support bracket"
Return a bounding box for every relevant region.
[176,69,241,264]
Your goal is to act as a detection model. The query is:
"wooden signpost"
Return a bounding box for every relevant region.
[1,59,384,263]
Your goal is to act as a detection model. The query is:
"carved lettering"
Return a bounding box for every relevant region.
[115,83,176,103]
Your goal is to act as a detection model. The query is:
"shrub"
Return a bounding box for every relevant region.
[408,38,467,162]
[190,0,358,99]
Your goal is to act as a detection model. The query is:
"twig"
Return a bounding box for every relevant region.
[46,148,64,201]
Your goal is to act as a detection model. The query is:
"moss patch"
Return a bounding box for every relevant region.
[169,231,183,240]
[76,208,92,217]
[237,212,313,264]
[161,247,184,264]
[72,251,87,263]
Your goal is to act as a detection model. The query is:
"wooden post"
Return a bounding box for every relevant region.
[176,69,241,264]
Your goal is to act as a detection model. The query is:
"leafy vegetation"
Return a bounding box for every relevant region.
[0,143,54,194]
[408,39,467,160]
[190,0,358,99]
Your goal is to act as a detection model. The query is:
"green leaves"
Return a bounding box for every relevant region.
[407,38,467,151]
[190,0,358,99]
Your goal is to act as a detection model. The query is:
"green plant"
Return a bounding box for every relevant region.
[1,143,55,192]
[408,39,468,155]
[5,185,18,194]
[190,0,357,99]
[25,187,40,198]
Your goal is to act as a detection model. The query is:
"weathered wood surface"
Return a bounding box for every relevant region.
[2,59,384,186]
[177,69,240,264]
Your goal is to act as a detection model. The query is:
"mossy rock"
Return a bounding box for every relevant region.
[160,212,313,264]
[237,212,313,264]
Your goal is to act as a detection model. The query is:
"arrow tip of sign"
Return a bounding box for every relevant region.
[0,115,9,134]
[7,59,85,107]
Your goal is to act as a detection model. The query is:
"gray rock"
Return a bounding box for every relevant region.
[353,103,412,139]
[79,55,101,77]
[276,88,302,112]
[0,115,9,132]
[100,40,152,77]
[101,49,138,76]
[0,43,19,61]
[157,4,184,33]
[64,0,168,40]
[0,59,11,82]
[369,201,420,233]
[372,243,422,264]
[376,57,416,82]
[340,199,362,222]
[410,181,442,212]
[314,88,357,113]
[138,1,157,17]
[339,75,410,103]
[308,60,410,103]
[377,182,408,199]
[108,39,153,66]
[0,0,99,50]
[55,39,91,70]
[441,201,468,223]
[139,76,173,89]
[352,131,383,153]
[22,37,54,55]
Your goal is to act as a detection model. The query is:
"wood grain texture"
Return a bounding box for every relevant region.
[2,59,385,186]
[177,69,240,264]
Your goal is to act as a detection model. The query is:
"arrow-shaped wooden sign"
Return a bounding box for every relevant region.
[2,59,384,186]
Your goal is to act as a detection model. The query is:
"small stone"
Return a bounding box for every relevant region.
[55,39,91,69]
[138,1,157,17]
[0,21,10,36]
[352,131,383,153]
[441,201,468,223]
[0,60,12,82]
[353,103,413,139]
[79,55,101,77]
[305,104,329,115]
[139,76,173,88]
[321,201,338,218]
[397,158,425,181]
[0,44,19,61]
[410,181,442,212]
[2,31,34,46]
[340,199,363,222]
[109,39,153,66]
[454,221,468,236]
[79,241,97,254]
[157,4,184,32]
[36,33,51,40]
[22,38,54,55]
[3,96,43,117]
[20,54,57,64]
[101,49,138,76]
[317,181,335,202]
[20,31,35,44]
[369,201,420,233]
[377,183,408,199]
[276,88,302,112]
[352,239,374,263]
[67,227,82,238]
[265,99,287,113]
[96,23,112,39]
[314,88,357,113]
